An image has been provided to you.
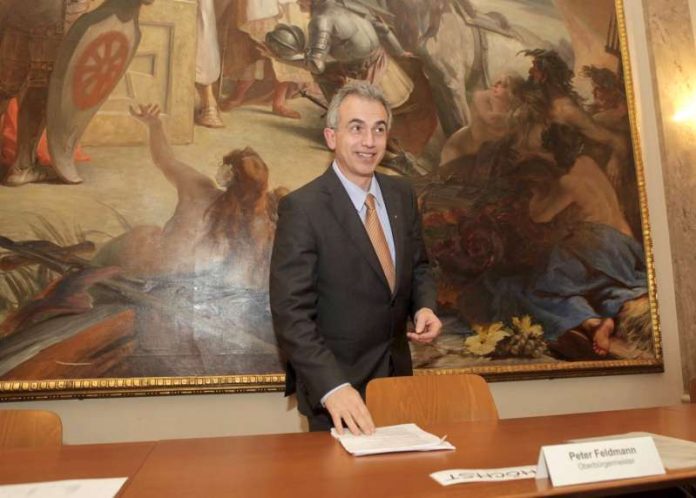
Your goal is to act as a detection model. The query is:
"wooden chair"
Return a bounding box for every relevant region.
[366,374,498,427]
[0,410,63,449]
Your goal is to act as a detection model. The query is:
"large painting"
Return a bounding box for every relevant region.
[0,0,661,401]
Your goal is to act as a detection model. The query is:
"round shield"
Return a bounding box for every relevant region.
[47,2,143,183]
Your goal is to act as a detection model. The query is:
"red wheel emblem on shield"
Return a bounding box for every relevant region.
[72,31,129,110]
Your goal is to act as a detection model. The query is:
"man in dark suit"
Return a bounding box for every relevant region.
[269,81,441,435]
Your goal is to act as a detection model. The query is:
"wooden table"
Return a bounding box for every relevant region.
[1,405,695,497]
[0,441,155,485]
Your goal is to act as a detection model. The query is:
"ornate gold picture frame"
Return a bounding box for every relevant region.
[0,0,660,401]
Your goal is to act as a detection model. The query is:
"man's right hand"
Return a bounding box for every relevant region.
[324,385,375,436]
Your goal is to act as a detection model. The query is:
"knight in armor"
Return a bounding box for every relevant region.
[264,0,428,173]
[0,0,91,186]
[296,0,414,108]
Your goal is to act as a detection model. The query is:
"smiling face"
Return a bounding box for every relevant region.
[323,95,388,190]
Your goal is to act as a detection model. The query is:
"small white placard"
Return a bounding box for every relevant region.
[536,436,665,487]
[0,477,127,498]
[431,465,537,486]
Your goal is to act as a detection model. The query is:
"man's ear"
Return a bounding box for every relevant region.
[323,127,337,150]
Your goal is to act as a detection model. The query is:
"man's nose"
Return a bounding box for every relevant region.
[361,129,376,146]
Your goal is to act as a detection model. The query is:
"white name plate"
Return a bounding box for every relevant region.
[431,465,537,486]
[536,436,665,487]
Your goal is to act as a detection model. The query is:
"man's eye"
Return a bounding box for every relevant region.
[350,124,363,133]
[374,126,386,134]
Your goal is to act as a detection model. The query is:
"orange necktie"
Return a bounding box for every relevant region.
[364,193,396,292]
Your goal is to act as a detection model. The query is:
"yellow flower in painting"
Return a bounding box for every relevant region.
[511,315,543,337]
[465,322,511,356]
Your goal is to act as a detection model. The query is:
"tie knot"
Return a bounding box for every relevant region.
[365,193,376,211]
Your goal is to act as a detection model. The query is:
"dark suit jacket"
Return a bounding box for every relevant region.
[269,167,436,418]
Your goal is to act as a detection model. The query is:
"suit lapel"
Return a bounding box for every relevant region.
[320,168,392,293]
[379,174,404,297]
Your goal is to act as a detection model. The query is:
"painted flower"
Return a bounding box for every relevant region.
[511,315,543,337]
[465,322,511,356]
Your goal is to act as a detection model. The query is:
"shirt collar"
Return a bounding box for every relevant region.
[332,161,385,212]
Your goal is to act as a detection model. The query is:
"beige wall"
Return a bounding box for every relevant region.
[643,0,696,394]
[1,1,688,445]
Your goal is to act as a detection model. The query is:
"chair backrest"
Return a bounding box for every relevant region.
[690,378,696,403]
[0,410,63,449]
[366,374,498,427]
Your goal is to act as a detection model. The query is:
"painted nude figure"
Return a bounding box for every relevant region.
[514,123,645,356]
[439,72,524,167]
[516,50,628,185]
[95,104,284,290]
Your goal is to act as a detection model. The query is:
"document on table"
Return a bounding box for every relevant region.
[570,432,696,470]
[0,477,127,498]
[331,423,455,456]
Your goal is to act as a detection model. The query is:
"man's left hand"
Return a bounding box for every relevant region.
[408,308,442,344]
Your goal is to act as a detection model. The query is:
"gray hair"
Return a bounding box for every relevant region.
[325,81,392,130]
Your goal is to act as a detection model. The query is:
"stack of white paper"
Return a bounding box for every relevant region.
[571,432,696,470]
[331,423,455,456]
